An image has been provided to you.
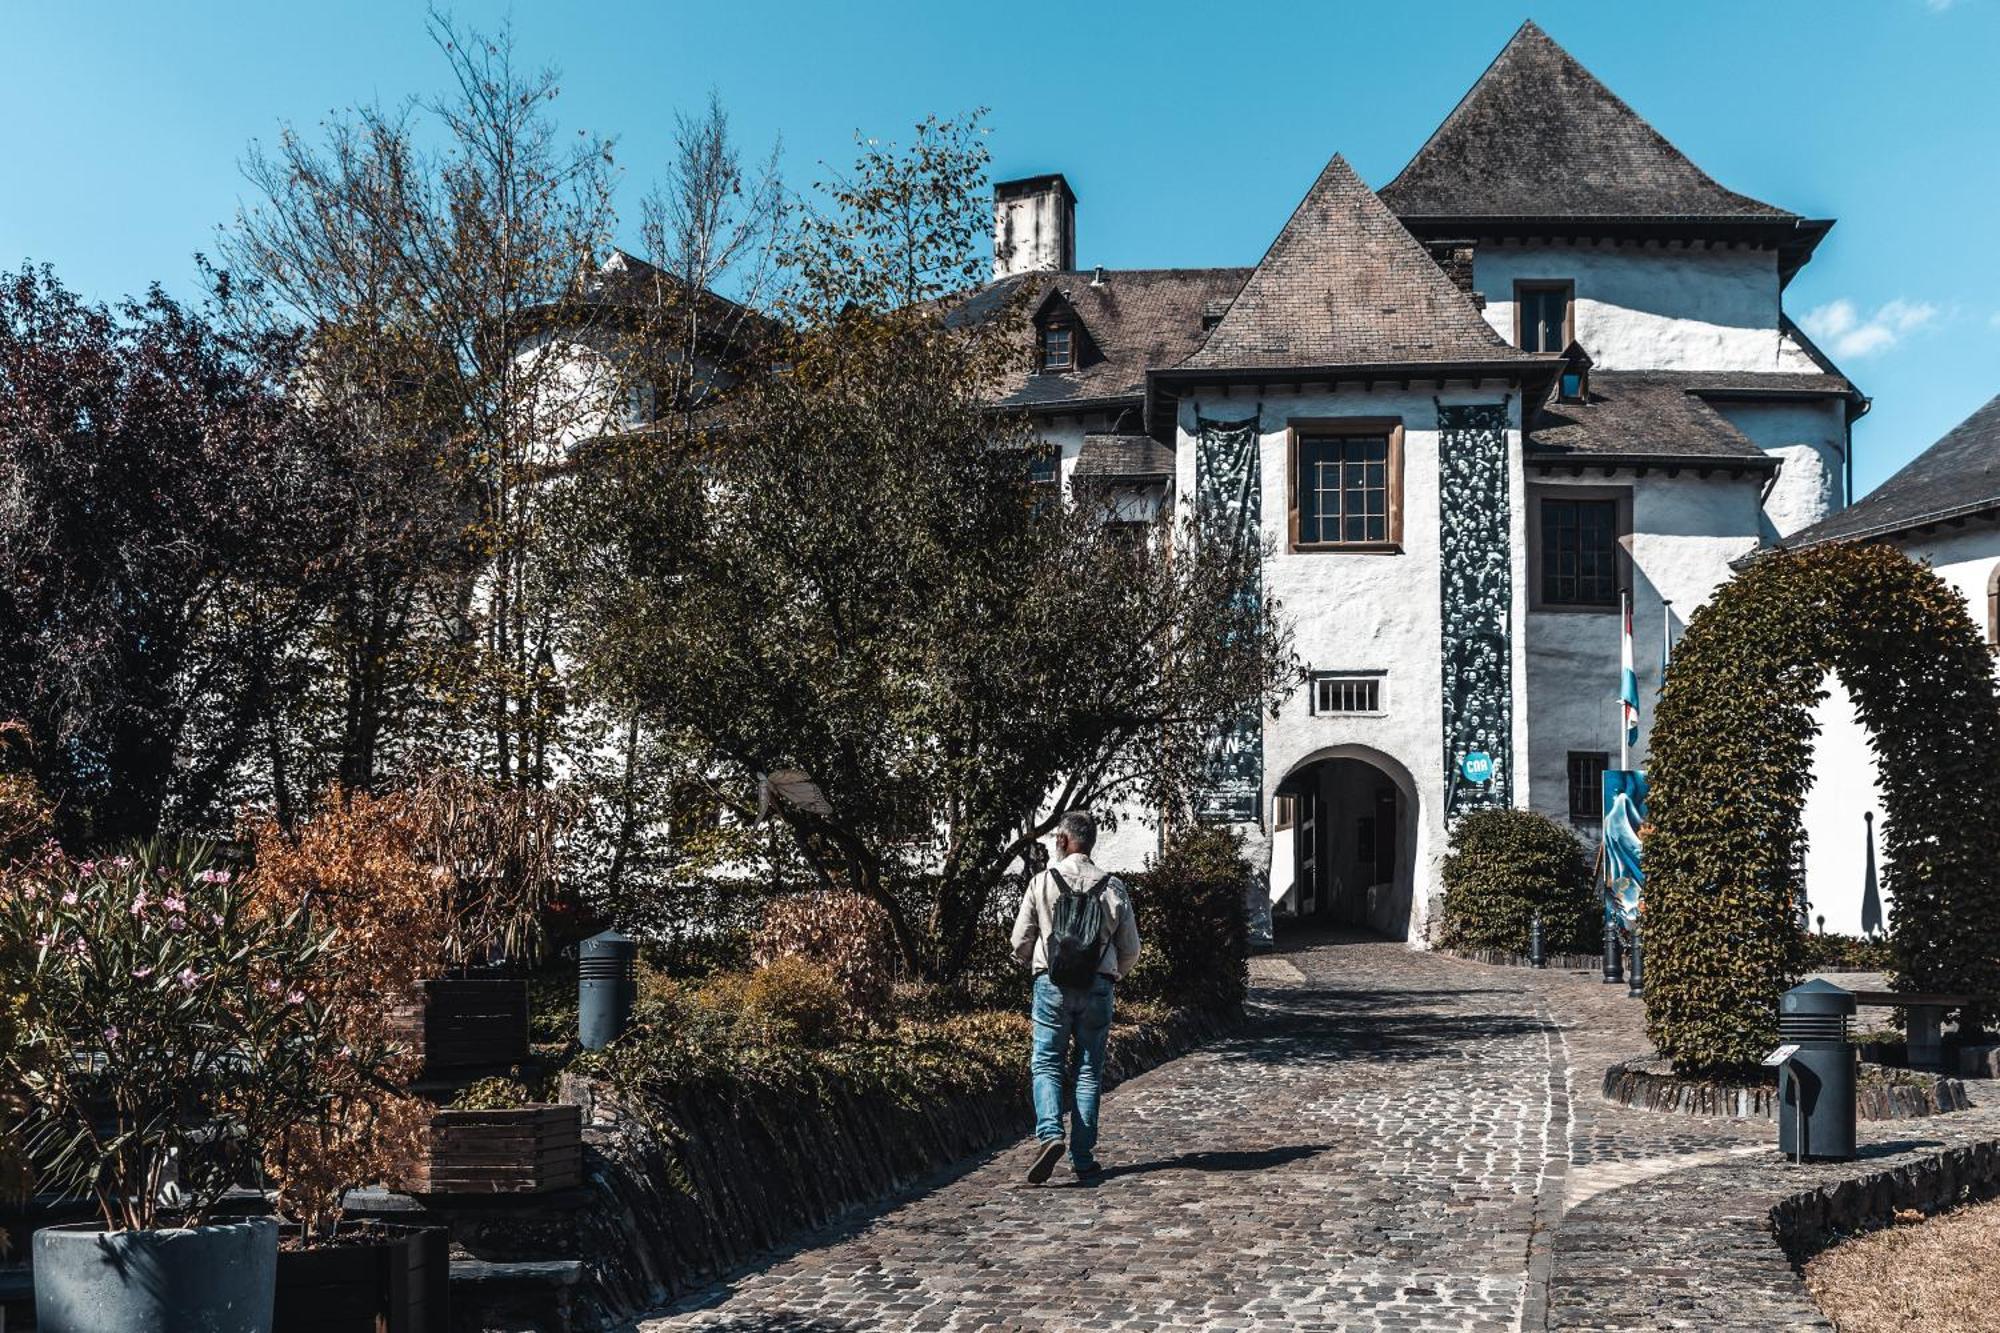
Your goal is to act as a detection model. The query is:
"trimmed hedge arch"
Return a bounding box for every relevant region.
[1645,543,2000,1075]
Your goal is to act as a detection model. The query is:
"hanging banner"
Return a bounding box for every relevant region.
[1439,401,1514,815]
[1602,768,1647,929]
[1194,413,1263,824]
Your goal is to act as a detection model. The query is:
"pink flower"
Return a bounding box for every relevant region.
[111,856,132,869]
[208,913,225,928]
[102,1026,119,1044]
[196,869,231,885]
[59,890,77,907]
[76,860,96,876]
[162,895,186,915]
[176,967,200,989]
[262,978,281,995]
[129,891,151,917]
[285,990,306,1006]
[131,965,153,980]
[168,915,186,933]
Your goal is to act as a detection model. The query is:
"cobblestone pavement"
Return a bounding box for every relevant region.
[637,935,1988,1332]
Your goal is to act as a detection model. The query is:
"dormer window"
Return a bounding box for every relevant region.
[1041,324,1074,372]
[1556,340,1593,404]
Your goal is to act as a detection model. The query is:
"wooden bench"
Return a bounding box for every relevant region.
[1846,991,1974,1070]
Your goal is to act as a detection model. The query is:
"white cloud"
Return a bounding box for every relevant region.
[1801,297,1939,359]
[1925,0,1956,12]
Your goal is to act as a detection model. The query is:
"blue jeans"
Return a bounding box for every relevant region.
[1030,972,1114,1168]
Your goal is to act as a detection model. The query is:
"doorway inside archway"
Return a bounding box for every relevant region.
[1273,755,1412,938]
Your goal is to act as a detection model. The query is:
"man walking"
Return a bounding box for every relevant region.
[1010,810,1141,1183]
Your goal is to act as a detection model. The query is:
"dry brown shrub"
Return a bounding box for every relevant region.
[751,891,897,1022]
[398,771,582,967]
[1804,1196,2000,1331]
[242,792,444,1241]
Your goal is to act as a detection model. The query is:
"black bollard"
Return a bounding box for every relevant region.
[1528,912,1546,968]
[1602,916,1623,984]
[1626,926,1643,998]
[579,927,638,1051]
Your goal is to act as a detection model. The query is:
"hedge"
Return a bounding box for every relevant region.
[1436,807,1595,954]
[1644,544,2000,1074]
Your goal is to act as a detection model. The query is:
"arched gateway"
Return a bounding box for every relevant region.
[1269,745,1423,939]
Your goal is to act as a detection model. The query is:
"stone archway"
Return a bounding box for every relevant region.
[1645,543,2000,1073]
[1269,744,1424,939]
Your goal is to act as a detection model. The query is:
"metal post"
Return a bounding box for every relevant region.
[1529,912,1546,968]
[1602,916,1623,984]
[1626,927,1643,998]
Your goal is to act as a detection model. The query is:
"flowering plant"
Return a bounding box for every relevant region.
[0,841,337,1232]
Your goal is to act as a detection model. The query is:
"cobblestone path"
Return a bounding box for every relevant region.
[643,933,1782,1332]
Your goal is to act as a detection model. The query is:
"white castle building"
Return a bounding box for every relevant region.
[974,21,1870,940]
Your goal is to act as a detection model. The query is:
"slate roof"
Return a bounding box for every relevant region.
[1781,392,2000,547]
[1381,22,1795,223]
[578,249,782,348]
[1074,433,1175,481]
[1528,372,1791,465]
[958,267,1252,413]
[1175,155,1545,376]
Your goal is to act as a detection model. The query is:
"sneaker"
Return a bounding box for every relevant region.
[1071,1159,1103,1180]
[1026,1138,1065,1184]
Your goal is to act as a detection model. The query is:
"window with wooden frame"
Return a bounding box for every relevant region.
[1529,486,1631,611]
[1273,794,1296,831]
[1567,751,1610,824]
[1040,323,1073,372]
[1515,280,1573,354]
[1026,444,1060,488]
[1288,419,1404,552]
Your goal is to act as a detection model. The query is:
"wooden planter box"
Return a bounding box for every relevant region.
[386,978,529,1074]
[274,1222,449,1333]
[402,1105,582,1196]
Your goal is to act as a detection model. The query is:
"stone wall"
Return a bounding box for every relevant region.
[552,1006,1234,1326]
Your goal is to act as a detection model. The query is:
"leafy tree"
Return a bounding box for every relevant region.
[582,116,1297,981]
[224,11,619,795]
[0,266,324,843]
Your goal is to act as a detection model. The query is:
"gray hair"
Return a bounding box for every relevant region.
[1056,810,1097,852]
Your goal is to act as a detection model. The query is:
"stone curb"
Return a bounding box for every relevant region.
[1602,1057,1971,1121]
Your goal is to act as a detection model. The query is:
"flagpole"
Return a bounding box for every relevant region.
[1619,588,1630,771]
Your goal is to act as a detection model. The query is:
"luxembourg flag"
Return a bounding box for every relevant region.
[1620,591,1641,748]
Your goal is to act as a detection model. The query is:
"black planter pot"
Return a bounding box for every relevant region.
[33,1215,278,1333]
[274,1222,449,1333]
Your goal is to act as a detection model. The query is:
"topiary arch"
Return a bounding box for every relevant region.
[1645,543,2000,1075]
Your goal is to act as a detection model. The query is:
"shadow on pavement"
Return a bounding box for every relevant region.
[1082,1143,1332,1183]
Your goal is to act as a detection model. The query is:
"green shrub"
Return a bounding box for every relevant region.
[1645,544,2000,1075]
[1121,825,1249,1015]
[752,891,898,1022]
[1436,808,1594,955]
[1800,932,1895,973]
[697,958,848,1047]
[450,1074,537,1111]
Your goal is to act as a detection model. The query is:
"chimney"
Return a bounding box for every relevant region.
[992,174,1076,281]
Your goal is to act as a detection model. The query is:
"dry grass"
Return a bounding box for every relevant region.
[1806,1197,2000,1331]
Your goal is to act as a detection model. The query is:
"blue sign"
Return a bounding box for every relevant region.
[1459,751,1493,784]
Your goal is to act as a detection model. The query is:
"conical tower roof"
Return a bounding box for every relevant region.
[1381,21,1794,222]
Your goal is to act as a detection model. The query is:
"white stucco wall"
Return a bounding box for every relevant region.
[1524,471,1767,830]
[1474,241,1812,373]
[1166,383,1529,943]
[1802,528,2000,934]
[1709,397,1850,539]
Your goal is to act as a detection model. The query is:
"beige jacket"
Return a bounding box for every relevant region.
[1010,852,1142,980]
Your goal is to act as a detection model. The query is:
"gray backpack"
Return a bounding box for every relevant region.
[1045,868,1108,991]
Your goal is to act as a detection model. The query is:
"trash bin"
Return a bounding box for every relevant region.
[1778,978,1857,1161]
[578,927,638,1051]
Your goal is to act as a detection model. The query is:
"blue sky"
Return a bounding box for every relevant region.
[4,0,1995,494]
